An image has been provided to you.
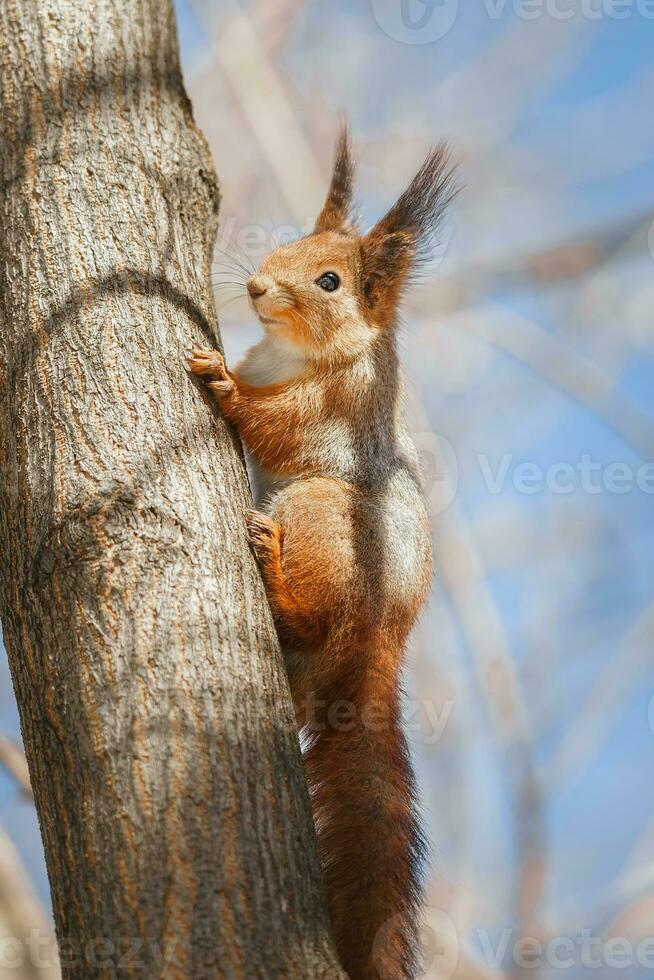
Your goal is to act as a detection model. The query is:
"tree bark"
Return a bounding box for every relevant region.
[0,1,345,977]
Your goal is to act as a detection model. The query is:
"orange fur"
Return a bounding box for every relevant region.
[189,125,456,979]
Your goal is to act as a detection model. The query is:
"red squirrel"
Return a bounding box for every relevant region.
[189,127,456,979]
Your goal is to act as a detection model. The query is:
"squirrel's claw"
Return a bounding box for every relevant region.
[207,379,235,397]
[246,510,282,554]
[187,346,228,379]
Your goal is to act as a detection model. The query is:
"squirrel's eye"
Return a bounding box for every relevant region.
[316,272,340,292]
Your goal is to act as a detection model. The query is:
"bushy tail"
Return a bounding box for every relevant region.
[303,655,426,979]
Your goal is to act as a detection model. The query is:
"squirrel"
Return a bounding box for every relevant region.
[189,126,456,980]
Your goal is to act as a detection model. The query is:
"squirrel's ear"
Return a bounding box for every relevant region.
[314,124,356,234]
[360,143,458,324]
[360,230,415,323]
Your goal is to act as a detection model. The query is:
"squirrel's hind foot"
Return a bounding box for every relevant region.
[246,510,283,568]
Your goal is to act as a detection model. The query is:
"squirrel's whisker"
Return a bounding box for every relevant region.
[213,243,255,277]
[215,293,247,312]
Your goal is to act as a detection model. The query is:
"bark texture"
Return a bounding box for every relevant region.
[0,1,345,977]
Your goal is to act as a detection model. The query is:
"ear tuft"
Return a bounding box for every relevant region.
[314,123,356,234]
[360,143,458,325]
[372,142,458,261]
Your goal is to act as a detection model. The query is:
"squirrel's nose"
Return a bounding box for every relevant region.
[247,279,267,299]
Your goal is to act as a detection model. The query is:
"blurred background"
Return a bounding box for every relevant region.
[2,1,654,977]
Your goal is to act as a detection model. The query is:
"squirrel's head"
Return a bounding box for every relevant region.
[247,126,457,357]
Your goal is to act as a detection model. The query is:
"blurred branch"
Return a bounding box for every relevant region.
[543,601,654,789]
[430,304,654,459]
[422,878,510,980]
[250,0,306,53]
[193,0,325,223]
[605,892,654,943]
[438,516,546,963]
[0,737,32,799]
[406,399,546,967]
[407,209,653,319]
[0,821,59,980]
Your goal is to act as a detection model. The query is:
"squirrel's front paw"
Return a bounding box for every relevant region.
[188,346,235,398]
[188,345,228,378]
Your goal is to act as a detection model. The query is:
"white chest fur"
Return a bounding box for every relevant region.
[237,336,306,387]
[237,336,308,507]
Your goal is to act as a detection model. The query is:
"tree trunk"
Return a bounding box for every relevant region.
[0,1,345,977]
